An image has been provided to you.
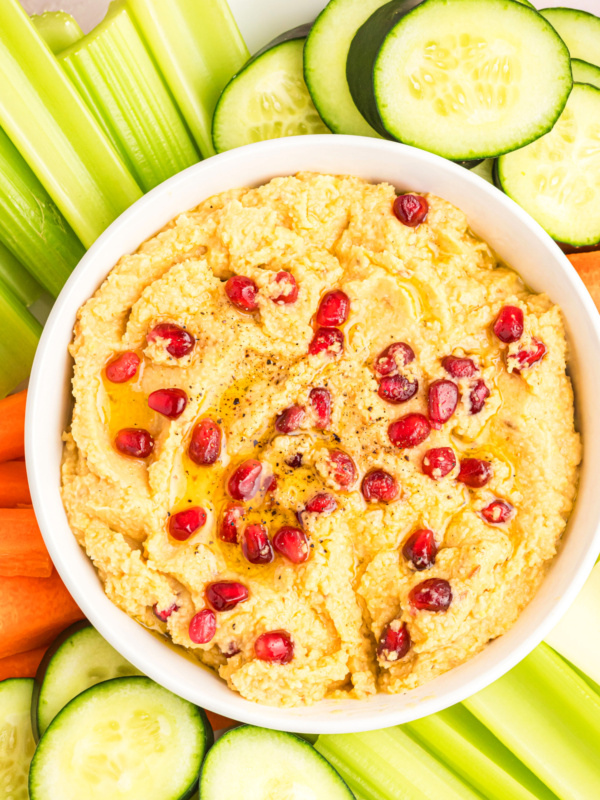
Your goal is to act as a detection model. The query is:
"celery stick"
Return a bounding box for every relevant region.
[0,277,41,397]
[0,127,84,297]
[464,643,600,800]
[60,1,199,193]
[0,241,42,308]
[127,0,250,158]
[31,11,83,54]
[0,0,142,249]
[316,730,484,800]
[406,705,558,800]
[545,561,600,687]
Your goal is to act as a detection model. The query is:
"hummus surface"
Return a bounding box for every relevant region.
[62,173,581,707]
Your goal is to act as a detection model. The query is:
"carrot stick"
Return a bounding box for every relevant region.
[0,569,84,659]
[0,460,30,506]
[0,389,26,462]
[0,645,46,681]
[567,252,600,312]
[0,508,52,577]
[206,710,237,732]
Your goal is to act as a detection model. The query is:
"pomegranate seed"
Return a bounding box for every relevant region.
[225,275,258,311]
[309,387,331,429]
[316,290,350,326]
[389,414,431,449]
[422,447,456,479]
[361,470,399,503]
[254,630,294,664]
[428,379,459,428]
[304,492,337,515]
[469,380,490,414]
[206,581,249,611]
[220,504,245,543]
[114,428,154,458]
[285,453,303,469]
[508,339,547,370]
[329,450,357,488]
[221,642,241,658]
[189,418,222,465]
[273,526,310,563]
[393,194,429,227]
[272,271,298,304]
[442,355,478,378]
[481,499,514,524]
[148,388,188,420]
[458,458,492,488]
[402,529,437,570]
[189,609,216,644]
[105,351,140,383]
[228,459,263,500]
[378,374,418,404]
[377,620,411,662]
[308,327,344,357]
[374,342,415,378]
[242,524,274,564]
[410,578,452,611]
[275,404,305,434]
[493,306,524,343]
[169,506,207,541]
[147,322,194,358]
[153,602,179,622]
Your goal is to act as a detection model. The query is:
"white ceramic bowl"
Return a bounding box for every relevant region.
[26,135,600,733]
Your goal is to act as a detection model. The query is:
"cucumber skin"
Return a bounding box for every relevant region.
[346,0,422,139]
[211,24,317,153]
[30,676,213,800]
[30,619,90,743]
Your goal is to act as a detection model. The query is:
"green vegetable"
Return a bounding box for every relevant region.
[315,728,484,799]
[0,126,84,297]
[212,29,330,153]
[545,561,600,689]
[0,277,41,397]
[60,1,199,193]
[31,621,142,739]
[540,7,600,68]
[127,0,249,158]
[0,240,42,308]
[464,643,600,800]
[0,0,142,249]
[201,726,354,800]
[406,704,557,800]
[0,678,36,800]
[571,58,600,90]
[31,10,83,54]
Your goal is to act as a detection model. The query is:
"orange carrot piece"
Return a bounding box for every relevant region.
[0,508,52,578]
[0,645,46,681]
[0,460,31,506]
[206,710,237,731]
[568,252,600,312]
[0,390,26,463]
[0,569,84,659]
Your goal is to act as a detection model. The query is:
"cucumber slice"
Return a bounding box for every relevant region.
[200,725,353,800]
[32,621,142,739]
[497,83,600,246]
[212,28,330,153]
[304,0,391,137]
[29,676,211,800]
[540,7,600,68]
[0,678,35,800]
[571,59,600,90]
[347,0,572,161]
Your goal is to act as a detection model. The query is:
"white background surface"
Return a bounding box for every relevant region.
[20,0,600,51]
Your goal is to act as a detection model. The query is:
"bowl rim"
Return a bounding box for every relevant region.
[26,134,600,733]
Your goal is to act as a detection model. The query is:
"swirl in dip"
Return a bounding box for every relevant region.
[61,173,580,707]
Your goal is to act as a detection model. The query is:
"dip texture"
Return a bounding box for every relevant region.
[61,173,581,707]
